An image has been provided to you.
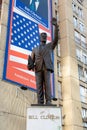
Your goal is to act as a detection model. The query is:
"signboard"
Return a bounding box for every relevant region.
[27,107,62,130]
[3,0,54,96]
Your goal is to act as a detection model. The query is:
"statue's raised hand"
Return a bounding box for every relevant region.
[51,17,57,26]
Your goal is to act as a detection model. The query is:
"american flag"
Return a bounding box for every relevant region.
[6,12,51,90]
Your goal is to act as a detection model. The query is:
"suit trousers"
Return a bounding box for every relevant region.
[35,68,51,104]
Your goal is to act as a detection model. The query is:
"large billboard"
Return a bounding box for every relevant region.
[3,0,54,95]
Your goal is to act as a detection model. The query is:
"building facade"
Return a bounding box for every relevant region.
[0,0,87,130]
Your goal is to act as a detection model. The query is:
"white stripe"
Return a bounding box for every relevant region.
[39,28,50,37]
[10,45,31,55]
[10,55,28,65]
[13,67,35,76]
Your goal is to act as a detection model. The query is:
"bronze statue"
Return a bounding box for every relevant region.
[28,18,59,105]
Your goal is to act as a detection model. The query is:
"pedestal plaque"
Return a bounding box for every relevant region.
[26,106,62,130]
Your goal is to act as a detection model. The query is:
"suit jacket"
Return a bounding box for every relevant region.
[31,24,58,73]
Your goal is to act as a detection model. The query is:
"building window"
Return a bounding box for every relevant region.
[57,62,62,77]
[85,69,87,82]
[76,48,81,60]
[81,35,86,48]
[82,54,86,64]
[72,1,84,19]
[76,48,87,65]
[55,10,59,23]
[79,22,84,32]
[82,108,87,128]
[78,6,83,18]
[78,65,84,79]
[72,2,77,14]
[54,0,58,5]
[74,30,81,44]
[73,16,78,28]
[56,43,60,57]
[80,85,87,103]
[74,31,86,49]
[58,81,62,100]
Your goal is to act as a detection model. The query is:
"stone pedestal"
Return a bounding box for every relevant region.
[26,105,62,130]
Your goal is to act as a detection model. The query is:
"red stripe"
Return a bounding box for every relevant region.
[47,36,51,41]
[8,61,28,70]
[6,65,36,89]
[39,24,51,33]
[9,50,28,60]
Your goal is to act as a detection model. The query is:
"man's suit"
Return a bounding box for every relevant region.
[31,23,58,104]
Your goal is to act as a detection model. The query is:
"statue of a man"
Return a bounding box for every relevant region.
[30,18,59,105]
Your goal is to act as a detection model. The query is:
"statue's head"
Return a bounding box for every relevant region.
[40,32,47,44]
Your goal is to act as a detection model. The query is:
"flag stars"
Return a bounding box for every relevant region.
[35,24,37,27]
[14,30,17,34]
[33,32,35,35]
[32,26,35,29]
[13,17,16,20]
[18,35,21,38]
[18,42,21,46]
[24,31,27,34]
[11,40,14,43]
[27,29,29,32]
[36,36,39,39]
[17,22,19,25]
[21,33,24,36]
[11,12,40,51]
[35,30,38,33]
[23,25,26,28]
[30,27,32,31]
[30,34,33,37]
[14,23,16,27]
[23,18,25,21]
[20,20,23,23]
[17,28,20,32]
[37,43,39,46]
[28,43,30,46]
[21,40,24,43]
[15,37,17,41]
[34,38,36,41]
[25,44,28,48]
[27,36,30,39]
[20,26,23,30]
[29,21,31,24]
[16,15,19,18]
[31,40,34,43]
[26,23,29,26]
[25,38,27,41]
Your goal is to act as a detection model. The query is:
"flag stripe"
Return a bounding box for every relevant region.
[7,66,36,88]
[10,55,27,65]
[10,44,31,55]
[9,49,28,59]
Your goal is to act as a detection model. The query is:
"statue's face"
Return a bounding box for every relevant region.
[40,32,47,43]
